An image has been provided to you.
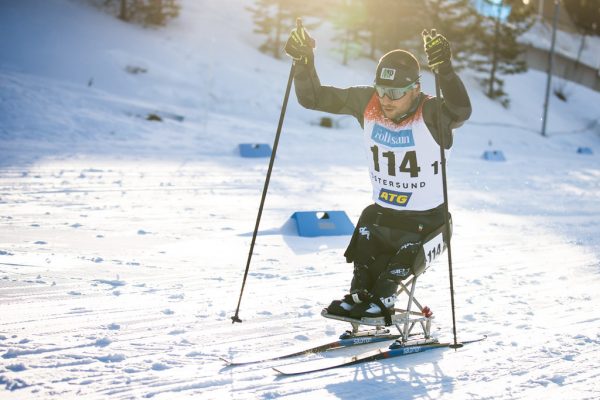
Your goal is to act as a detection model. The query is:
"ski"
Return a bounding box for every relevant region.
[220,332,401,366]
[273,336,486,376]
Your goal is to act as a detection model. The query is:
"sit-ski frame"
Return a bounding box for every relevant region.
[321,274,436,348]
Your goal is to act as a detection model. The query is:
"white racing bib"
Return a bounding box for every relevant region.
[363,94,449,211]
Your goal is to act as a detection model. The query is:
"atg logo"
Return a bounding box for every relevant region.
[378,189,411,207]
[371,124,414,148]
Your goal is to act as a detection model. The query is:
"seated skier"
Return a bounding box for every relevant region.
[284,25,471,320]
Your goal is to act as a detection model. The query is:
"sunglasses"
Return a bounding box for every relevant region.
[374,80,419,100]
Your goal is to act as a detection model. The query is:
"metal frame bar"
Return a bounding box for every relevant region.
[322,271,433,345]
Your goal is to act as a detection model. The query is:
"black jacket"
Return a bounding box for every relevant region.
[292,58,472,149]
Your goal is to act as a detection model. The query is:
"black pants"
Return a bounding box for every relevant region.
[343,203,449,299]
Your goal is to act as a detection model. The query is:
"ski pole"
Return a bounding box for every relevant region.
[231,19,305,324]
[423,29,462,348]
[435,72,462,349]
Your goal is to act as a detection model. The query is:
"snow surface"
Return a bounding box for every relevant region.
[0,0,599,399]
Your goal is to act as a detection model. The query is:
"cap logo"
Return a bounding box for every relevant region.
[380,68,396,81]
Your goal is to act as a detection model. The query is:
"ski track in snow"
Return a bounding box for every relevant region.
[1,0,600,399]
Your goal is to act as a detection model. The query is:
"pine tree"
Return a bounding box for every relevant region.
[248,0,279,59]
[119,0,128,21]
[472,0,535,107]
[141,0,181,26]
[248,0,318,59]
[87,0,180,26]
[330,0,369,64]
[330,0,427,61]
[366,0,426,58]
[423,0,484,71]
[331,0,482,68]
[564,0,600,36]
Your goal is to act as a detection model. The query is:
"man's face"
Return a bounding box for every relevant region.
[377,85,420,120]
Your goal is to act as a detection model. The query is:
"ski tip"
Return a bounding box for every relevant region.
[219,356,233,366]
[442,335,487,350]
[273,366,307,376]
[457,335,488,346]
[470,334,488,342]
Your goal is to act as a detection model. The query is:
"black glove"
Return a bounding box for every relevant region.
[284,20,315,65]
[422,29,452,71]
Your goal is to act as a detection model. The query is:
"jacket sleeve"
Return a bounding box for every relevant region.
[423,63,472,149]
[293,59,374,128]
